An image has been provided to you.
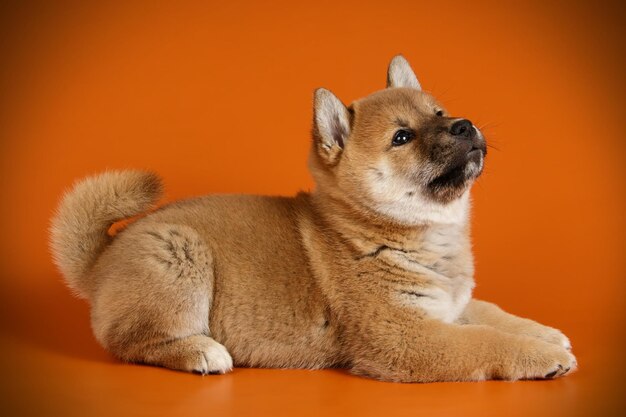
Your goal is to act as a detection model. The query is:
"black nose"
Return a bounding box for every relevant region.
[449,119,473,138]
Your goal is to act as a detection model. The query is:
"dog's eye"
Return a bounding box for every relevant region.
[392,129,415,146]
[435,110,444,117]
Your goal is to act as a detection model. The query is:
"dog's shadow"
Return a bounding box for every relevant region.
[4,275,113,364]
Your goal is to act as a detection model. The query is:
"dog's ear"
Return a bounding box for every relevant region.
[387,55,421,90]
[312,88,351,164]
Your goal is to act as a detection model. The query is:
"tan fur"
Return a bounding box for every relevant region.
[50,56,576,381]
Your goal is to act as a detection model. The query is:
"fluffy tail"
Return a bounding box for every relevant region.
[50,170,163,299]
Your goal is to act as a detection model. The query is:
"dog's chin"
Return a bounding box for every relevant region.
[427,150,484,203]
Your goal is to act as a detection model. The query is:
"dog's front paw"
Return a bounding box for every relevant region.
[499,337,577,381]
[520,322,572,351]
[535,327,571,351]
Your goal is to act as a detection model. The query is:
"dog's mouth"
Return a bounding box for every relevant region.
[427,146,485,195]
[428,162,468,191]
[468,145,485,157]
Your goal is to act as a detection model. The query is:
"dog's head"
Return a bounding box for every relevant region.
[309,55,487,225]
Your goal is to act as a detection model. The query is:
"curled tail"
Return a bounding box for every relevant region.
[50,170,163,299]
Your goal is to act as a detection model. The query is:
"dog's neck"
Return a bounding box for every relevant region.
[308,189,472,256]
[367,189,471,226]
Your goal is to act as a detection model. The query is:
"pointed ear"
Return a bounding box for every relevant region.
[313,88,351,164]
[387,55,421,90]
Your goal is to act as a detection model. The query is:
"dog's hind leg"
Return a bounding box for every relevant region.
[90,222,232,374]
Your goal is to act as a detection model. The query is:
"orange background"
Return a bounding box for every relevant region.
[1,1,625,416]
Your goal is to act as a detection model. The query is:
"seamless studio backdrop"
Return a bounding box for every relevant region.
[0,1,625,417]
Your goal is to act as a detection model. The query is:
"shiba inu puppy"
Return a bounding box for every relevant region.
[50,55,576,382]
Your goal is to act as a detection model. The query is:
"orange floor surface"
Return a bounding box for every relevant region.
[1,284,625,417]
[1,1,625,416]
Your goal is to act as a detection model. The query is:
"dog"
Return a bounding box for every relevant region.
[50,55,576,382]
